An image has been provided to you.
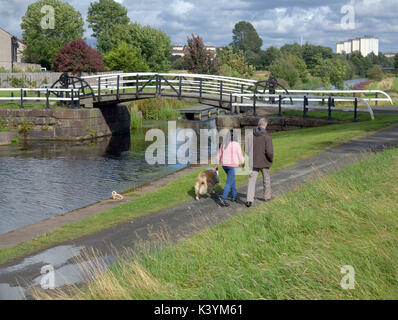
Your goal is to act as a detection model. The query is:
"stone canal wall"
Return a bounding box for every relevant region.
[0,104,131,141]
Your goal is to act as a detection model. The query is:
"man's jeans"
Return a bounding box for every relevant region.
[222,166,237,201]
[246,168,271,202]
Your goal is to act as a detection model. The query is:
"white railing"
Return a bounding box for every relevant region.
[0,88,80,108]
[232,93,375,120]
[0,73,393,114]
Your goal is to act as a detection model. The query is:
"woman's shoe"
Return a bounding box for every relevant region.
[220,200,230,207]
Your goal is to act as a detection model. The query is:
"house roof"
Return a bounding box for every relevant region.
[0,26,24,44]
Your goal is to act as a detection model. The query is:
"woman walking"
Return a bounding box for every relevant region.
[217,130,245,207]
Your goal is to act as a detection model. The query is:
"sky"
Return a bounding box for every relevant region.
[1,0,397,53]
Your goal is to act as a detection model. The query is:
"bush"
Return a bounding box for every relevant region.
[104,42,149,72]
[367,65,384,81]
[52,40,105,75]
[217,46,255,78]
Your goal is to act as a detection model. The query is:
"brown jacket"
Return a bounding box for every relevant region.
[252,127,273,169]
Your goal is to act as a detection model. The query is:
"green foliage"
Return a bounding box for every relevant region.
[311,56,348,89]
[231,21,263,69]
[87,0,130,40]
[262,46,281,68]
[280,42,303,58]
[131,98,183,121]
[367,65,384,81]
[130,111,143,129]
[21,0,85,69]
[231,21,262,53]
[93,19,172,72]
[217,46,255,77]
[269,55,302,87]
[18,120,34,135]
[129,23,172,72]
[346,52,373,78]
[302,42,333,70]
[395,54,398,69]
[104,42,149,72]
[0,117,9,132]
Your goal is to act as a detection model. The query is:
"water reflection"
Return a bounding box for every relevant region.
[0,120,216,235]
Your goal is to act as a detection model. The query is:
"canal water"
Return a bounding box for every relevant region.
[0,119,216,235]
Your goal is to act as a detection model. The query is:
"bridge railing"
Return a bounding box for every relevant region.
[231,93,375,121]
[0,88,81,108]
[274,89,393,106]
[81,73,257,105]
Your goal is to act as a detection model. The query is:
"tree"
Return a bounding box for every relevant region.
[269,56,299,87]
[280,43,303,58]
[129,23,172,72]
[367,65,384,81]
[263,46,281,67]
[52,40,105,75]
[312,56,346,89]
[302,43,333,70]
[394,54,398,69]
[231,21,263,68]
[104,42,149,72]
[21,0,84,69]
[217,46,255,77]
[231,21,262,53]
[182,34,219,74]
[87,0,130,54]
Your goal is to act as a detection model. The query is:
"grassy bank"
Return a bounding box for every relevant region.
[36,146,398,300]
[129,98,196,129]
[1,114,398,265]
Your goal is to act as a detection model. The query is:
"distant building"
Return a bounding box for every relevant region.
[0,27,26,71]
[384,53,396,58]
[172,45,219,57]
[336,35,379,56]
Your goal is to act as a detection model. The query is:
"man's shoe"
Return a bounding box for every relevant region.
[230,197,238,202]
[245,201,252,208]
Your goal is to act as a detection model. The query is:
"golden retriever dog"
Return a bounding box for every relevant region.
[195,167,219,200]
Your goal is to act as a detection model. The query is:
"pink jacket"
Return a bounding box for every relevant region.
[218,141,245,167]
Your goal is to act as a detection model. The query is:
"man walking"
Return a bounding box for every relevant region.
[245,118,273,207]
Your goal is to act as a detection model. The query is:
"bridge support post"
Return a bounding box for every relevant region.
[136,74,139,99]
[20,89,23,109]
[253,94,257,116]
[278,95,282,117]
[199,78,202,103]
[178,77,182,100]
[353,98,358,122]
[328,96,333,120]
[375,92,378,107]
[229,93,233,114]
[303,95,308,118]
[98,77,101,102]
[117,75,120,101]
[46,89,50,109]
[155,74,159,98]
[219,80,223,107]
